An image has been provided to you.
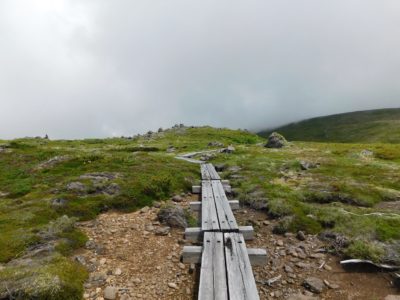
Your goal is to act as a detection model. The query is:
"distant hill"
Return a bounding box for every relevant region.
[258,108,400,143]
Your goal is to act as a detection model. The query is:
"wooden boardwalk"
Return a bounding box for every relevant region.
[183,163,266,299]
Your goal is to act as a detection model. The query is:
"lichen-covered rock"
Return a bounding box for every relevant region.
[35,155,70,170]
[38,215,77,241]
[66,181,86,193]
[79,172,121,181]
[265,132,288,148]
[221,145,235,153]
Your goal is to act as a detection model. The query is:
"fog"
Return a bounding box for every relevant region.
[1,0,400,139]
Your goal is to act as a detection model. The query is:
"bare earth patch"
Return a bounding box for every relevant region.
[76,204,196,300]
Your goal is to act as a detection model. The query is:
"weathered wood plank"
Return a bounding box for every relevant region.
[189,200,240,212]
[206,163,221,180]
[199,232,228,300]
[185,226,254,242]
[202,180,220,231]
[201,164,211,180]
[211,180,238,231]
[224,233,260,300]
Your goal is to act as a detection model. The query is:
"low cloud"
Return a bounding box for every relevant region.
[1,0,400,138]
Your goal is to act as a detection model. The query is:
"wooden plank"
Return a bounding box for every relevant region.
[182,246,267,266]
[199,232,228,300]
[202,180,220,231]
[224,233,259,300]
[211,180,238,231]
[189,200,240,212]
[206,163,221,180]
[185,226,254,242]
[201,164,211,180]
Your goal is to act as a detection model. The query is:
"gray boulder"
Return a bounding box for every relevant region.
[157,206,187,228]
[265,132,288,148]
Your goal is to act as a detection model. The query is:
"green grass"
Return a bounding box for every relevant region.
[1,125,400,298]
[258,108,400,143]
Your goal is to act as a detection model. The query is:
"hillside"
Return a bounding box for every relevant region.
[0,126,399,299]
[258,108,400,143]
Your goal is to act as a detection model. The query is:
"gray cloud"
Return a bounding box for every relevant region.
[1,0,400,139]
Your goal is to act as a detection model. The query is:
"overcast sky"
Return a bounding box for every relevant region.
[1,1,400,139]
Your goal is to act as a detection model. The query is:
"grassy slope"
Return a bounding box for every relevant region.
[258,108,400,143]
[0,126,400,298]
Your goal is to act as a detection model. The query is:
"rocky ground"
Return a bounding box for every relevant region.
[75,194,399,300]
[239,210,399,300]
[75,202,196,300]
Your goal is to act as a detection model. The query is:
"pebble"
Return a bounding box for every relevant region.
[114,268,122,276]
[168,282,178,289]
[172,195,183,202]
[140,206,150,213]
[296,231,306,241]
[274,290,282,298]
[132,278,141,284]
[189,263,196,274]
[155,226,170,236]
[284,265,294,273]
[103,286,117,300]
[303,277,325,294]
[296,262,310,268]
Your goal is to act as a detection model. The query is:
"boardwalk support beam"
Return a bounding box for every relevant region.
[184,226,254,242]
[189,200,240,212]
[182,245,267,267]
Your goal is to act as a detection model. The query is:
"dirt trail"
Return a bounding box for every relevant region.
[75,198,197,300]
